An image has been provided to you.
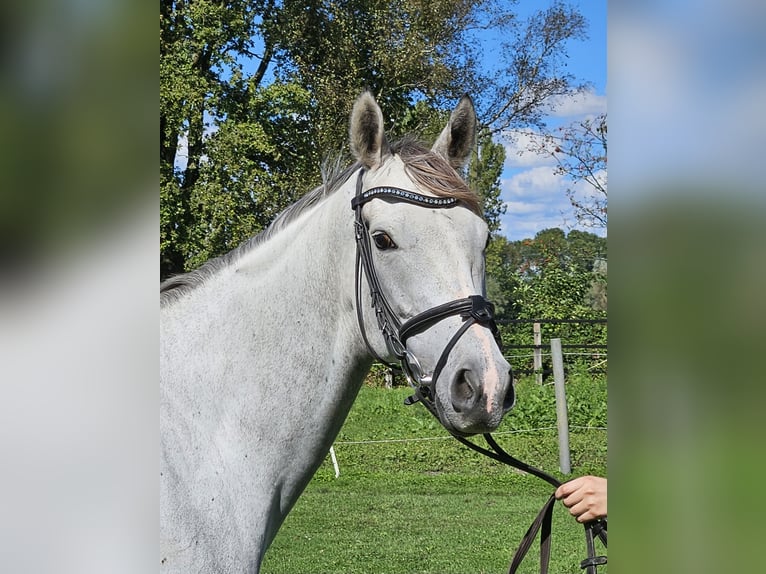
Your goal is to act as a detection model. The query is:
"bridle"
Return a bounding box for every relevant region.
[351,168,502,409]
[351,166,607,573]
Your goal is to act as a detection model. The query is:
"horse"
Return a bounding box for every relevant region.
[160,91,515,573]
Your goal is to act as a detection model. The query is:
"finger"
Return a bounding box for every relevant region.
[556,481,577,500]
[567,499,590,519]
[555,478,584,499]
[575,508,597,523]
[562,492,584,508]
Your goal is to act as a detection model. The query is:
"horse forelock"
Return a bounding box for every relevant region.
[391,137,481,215]
[160,138,481,306]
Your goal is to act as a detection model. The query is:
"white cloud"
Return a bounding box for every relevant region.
[498,86,607,174]
[494,84,609,240]
[546,87,607,119]
[498,166,575,240]
[498,165,608,240]
[501,131,556,169]
[502,166,566,199]
[505,200,545,215]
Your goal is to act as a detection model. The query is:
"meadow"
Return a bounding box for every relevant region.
[262,374,607,574]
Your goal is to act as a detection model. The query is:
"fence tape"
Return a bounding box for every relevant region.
[333,425,606,446]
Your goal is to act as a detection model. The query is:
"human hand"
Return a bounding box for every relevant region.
[555,475,607,522]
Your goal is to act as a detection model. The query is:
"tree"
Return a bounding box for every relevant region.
[485,228,606,319]
[468,127,506,234]
[528,114,607,230]
[484,234,522,322]
[161,0,271,277]
[160,0,590,278]
[479,1,589,135]
[267,0,483,151]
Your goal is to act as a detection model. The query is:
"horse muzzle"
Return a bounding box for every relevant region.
[432,353,514,436]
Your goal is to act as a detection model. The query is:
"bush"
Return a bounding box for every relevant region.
[505,374,607,430]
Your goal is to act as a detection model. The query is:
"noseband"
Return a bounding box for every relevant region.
[351,169,502,407]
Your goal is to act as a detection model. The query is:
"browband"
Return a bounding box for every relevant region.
[351,186,460,210]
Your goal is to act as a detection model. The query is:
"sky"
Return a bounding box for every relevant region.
[496,1,607,241]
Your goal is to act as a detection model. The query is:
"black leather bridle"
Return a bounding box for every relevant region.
[351,167,607,573]
[351,168,503,408]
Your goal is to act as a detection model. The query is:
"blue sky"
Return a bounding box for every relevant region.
[496,1,607,241]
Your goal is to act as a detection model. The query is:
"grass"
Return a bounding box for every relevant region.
[261,378,607,573]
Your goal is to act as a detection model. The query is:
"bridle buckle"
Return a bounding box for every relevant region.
[466,294,495,323]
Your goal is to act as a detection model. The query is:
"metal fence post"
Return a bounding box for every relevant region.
[551,338,571,474]
[533,322,542,384]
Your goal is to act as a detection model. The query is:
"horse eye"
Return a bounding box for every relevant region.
[372,232,396,250]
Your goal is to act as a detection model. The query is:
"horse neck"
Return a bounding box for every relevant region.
[160,174,377,571]
[233,177,366,366]
[163,173,371,425]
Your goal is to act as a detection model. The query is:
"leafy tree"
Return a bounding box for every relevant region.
[161,0,271,277]
[481,225,607,371]
[484,234,522,322]
[160,0,590,278]
[527,114,607,230]
[566,228,607,272]
[468,127,506,234]
[486,228,606,321]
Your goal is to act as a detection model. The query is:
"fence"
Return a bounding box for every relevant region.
[499,318,607,383]
[364,317,607,388]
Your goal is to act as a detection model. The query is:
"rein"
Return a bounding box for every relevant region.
[451,433,607,574]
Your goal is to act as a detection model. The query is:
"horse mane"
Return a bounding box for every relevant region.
[160,137,481,306]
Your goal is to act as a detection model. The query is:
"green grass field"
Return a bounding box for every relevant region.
[262,377,607,574]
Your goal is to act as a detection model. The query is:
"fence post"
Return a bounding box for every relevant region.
[329,446,340,478]
[551,338,571,474]
[533,322,542,384]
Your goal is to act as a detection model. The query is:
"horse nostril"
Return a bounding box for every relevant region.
[502,371,516,411]
[451,370,478,413]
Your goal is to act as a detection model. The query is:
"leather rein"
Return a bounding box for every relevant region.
[351,167,607,573]
[451,434,608,574]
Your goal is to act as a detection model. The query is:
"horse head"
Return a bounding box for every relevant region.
[349,92,514,436]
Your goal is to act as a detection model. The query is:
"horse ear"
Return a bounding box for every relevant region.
[349,91,390,170]
[432,95,477,170]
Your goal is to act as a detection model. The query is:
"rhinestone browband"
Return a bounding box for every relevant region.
[351,186,460,210]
